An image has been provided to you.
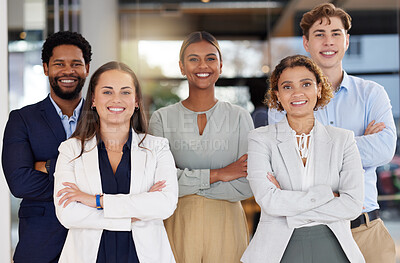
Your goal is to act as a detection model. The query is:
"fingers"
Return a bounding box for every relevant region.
[373,122,385,133]
[57,183,82,207]
[267,172,281,189]
[238,154,248,162]
[57,186,76,197]
[236,171,247,179]
[364,120,385,135]
[63,197,75,208]
[58,191,77,206]
[366,120,375,130]
[149,180,166,192]
[62,182,79,190]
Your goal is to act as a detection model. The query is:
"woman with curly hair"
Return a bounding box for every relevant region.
[241,55,365,263]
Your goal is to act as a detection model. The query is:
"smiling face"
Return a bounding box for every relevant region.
[92,69,138,129]
[303,16,349,72]
[43,44,89,100]
[179,40,222,90]
[275,66,322,121]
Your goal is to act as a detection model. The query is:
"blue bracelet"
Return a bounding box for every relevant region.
[96,194,103,210]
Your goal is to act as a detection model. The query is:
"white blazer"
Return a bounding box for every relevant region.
[241,118,365,263]
[54,132,178,263]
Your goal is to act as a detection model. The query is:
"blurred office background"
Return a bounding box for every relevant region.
[1,0,399,261]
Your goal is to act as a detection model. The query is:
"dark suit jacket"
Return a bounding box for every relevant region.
[2,95,82,263]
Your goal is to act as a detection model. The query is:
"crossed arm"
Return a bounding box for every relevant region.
[2,111,56,201]
[149,110,254,202]
[247,130,364,227]
[54,139,178,230]
[56,180,166,223]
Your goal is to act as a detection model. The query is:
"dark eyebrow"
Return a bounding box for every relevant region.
[300,78,314,82]
[312,29,326,34]
[101,86,133,90]
[187,53,218,58]
[312,29,343,34]
[52,59,64,63]
[280,80,293,86]
[52,59,84,63]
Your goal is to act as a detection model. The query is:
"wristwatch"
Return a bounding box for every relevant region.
[96,194,104,210]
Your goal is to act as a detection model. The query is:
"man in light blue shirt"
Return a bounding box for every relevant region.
[268,3,396,262]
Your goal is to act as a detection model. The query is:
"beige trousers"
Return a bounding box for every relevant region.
[351,217,396,263]
[164,195,249,263]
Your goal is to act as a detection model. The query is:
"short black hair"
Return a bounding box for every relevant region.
[41,31,92,65]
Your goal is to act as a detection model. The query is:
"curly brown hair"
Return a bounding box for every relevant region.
[265,55,333,112]
[300,3,352,39]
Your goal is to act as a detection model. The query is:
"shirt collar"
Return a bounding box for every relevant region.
[337,70,350,93]
[49,94,84,120]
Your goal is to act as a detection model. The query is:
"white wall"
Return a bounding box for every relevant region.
[0,0,12,262]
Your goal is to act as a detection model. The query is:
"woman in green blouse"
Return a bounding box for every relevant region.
[149,31,254,263]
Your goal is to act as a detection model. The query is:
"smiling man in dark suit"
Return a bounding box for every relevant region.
[2,31,92,263]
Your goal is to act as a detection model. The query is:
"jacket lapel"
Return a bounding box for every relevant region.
[79,131,148,195]
[130,132,146,194]
[276,118,304,191]
[313,121,333,186]
[40,96,66,143]
[81,137,103,194]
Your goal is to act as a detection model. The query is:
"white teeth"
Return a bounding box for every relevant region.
[196,73,210,77]
[322,51,335,55]
[108,107,124,112]
[292,101,306,105]
[60,79,74,83]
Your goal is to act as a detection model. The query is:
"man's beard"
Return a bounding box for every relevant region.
[50,76,86,100]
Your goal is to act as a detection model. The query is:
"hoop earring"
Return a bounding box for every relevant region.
[91,106,96,110]
[135,106,139,111]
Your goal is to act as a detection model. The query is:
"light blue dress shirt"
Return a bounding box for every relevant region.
[49,95,83,139]
[268,71,397,212]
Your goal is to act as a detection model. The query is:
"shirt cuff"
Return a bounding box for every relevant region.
[199,169,211,190]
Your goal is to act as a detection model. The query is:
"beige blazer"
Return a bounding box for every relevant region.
[54,132,178,263]
[241,117,365,263]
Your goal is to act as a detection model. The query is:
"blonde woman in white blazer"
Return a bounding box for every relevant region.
[241,55,365,263]
[54,62,178,263]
